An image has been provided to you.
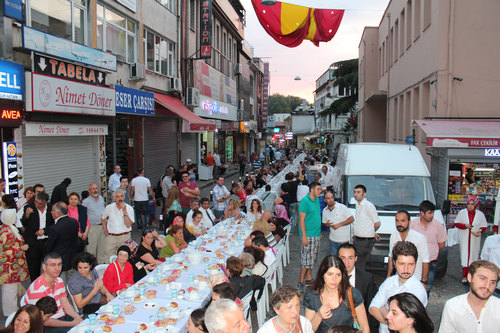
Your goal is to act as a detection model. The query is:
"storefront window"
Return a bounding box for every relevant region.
[97,5,136,63]
[29,0,87,45]
[157,0,176,13]
[143,29,176,76]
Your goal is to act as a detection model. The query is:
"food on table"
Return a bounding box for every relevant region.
[155,320,167,327]
[167,318,177,325]
[134,296,142,302]
[105,318,115,325]
[203,257,210,262]
[187,287,198,292]
[124,304,137,315]
[139,323,148,330]
[116,316,125,324]
[160,278,169,284]
[146,290,157,299]
[99,314,109,321]
[183,265,188,270]
[137,283,146,287]
[170,301,179,308]
[158,307,167,312]
[102,326,112,332]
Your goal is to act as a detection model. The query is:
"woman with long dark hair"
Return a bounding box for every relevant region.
[0,304,43,333]
[304,255,369,333]
[386,293,434,333]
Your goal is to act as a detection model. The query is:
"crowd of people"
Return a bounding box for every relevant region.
[1,146,500,333]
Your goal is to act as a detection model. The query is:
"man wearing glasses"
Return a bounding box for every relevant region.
[178,171,200,214]
[24,253,83,332]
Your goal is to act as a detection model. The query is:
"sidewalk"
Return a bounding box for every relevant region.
[196,164,240,191]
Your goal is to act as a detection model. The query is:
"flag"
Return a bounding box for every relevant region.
[251,0,344,47]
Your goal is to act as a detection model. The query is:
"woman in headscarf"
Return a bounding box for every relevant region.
[0,209,29,316]
[123,239,154,283]
[454,195,487,283]
[274,205,290,225]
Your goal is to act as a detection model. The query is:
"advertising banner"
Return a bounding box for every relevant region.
[115,85,154,115]
[200,0,212,58]
[25,122,108,136]
[0,59,24,101]
[30,73,115,116]
[2,142,18,198]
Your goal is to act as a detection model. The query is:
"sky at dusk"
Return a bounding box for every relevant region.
[240,0,390,102]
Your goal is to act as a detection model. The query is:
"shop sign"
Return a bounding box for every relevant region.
[194,95,237,121]
[34,54,106,86]
[29,73,115,116]
[0,100,23,127]
[116,0,136,12]
[25,122,108,136]
[286,132,293,140]
[193,62,236,105]
[23,26,117,72]
[219,121,239,131]
[267,115,275,128]
[115,85,154,115]
[0,59,24,101]
[428,137,500,148]
[200,0,212,58]
[484,148,500,157]
[2,142,18,198]
[4,0,23,21]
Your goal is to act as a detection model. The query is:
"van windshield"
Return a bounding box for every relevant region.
[345,175,436,211]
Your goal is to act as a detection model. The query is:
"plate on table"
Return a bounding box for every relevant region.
[200,234,211,240]
[93,326,113,332]
[99,305,113,314]
[143,302,159,310]
[185,292,202,302]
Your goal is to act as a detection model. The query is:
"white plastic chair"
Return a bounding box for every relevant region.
[66,286,81,314]
[240,292,254,331]
[262,256,278,313]
[5,311,15,327]
[283,224,291,266]
[255,284,268,327]
[275,245,284,285]
[19,294,27,307]
[109,255,118,263]
[95,264,109,279]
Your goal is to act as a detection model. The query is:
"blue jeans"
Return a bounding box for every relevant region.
[134,200,150,229]
[427,261,438,294]
[329,240,347,256]
[43,315,73,333]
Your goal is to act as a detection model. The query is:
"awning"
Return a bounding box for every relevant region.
[155,93,215,131]
[305,134,319,140]
[415,120,500,148]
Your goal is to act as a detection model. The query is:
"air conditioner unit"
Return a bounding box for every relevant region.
[186,87,200,107]
[234,63,242,75]
[238,98,244,111]
[169,77,180,91]
[130,63,146,80]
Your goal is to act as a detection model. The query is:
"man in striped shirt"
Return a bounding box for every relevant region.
[24,252,82,332]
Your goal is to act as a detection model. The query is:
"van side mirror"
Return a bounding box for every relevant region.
[442,200,451,215]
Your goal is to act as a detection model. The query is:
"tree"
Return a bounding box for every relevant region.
[322,58,358,116]
[268,94,303,114]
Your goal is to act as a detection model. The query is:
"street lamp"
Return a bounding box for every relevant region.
[261,0,277,5]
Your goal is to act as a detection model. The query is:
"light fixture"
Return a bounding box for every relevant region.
[261,0,277,5]
[294,76,301,80]
[453,77,463,81]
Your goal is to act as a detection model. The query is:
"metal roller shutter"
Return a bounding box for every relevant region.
[143,118,178,184]
[22,131,99,196]
[181,133,197,164]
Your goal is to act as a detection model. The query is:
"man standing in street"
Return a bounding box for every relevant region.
[130,168,156,230]
[410,200,448,293]
[161,168,175,204]
[213,150,222,178]
[82,183,106,264]
[45,202,79,283]
[212,176,230,219]
[439,260,500,333]
[285,172,300,228]
[353,184,380,270]
[369,241,427,333]
[50,178,71,205]
[320,165,334,192]
[178,171,200,214]
[297,182,322,291]
[119,176,131,205]
[238,151,247,177]
[338,243,379,333]
[21,191,55,282]
[108,165,122,198]
[322,191,354,255]
[205,151,215,177]
[102,188,134,262]
[387,210,430,286]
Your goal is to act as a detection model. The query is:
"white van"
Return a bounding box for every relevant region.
[336,143,447,272]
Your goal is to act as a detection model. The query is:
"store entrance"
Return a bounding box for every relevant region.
[448,162,499,224]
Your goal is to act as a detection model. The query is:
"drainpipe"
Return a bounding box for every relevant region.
[386,12,391,142]
[446,0,455,117]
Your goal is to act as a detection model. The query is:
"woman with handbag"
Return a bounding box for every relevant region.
[304,255,370,333]
[258,285,313,333]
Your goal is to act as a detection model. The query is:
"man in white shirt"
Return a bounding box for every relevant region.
[296,179,309,203]
[130,168,156,230]
[387,210,430,286]
[320,165,334,191]
[161,168,174,202]
[213,150,221,179]
[199,198,218,228]
[322,191,354,255]
[102,188,134,263]
[212,176,230,219]
[353,184,381,270]
[185,199,200,226]
[439,260,500,333]
[369,241,428,333]
[108,165,122,194]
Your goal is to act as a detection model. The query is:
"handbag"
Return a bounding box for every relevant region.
[347,286,361,330]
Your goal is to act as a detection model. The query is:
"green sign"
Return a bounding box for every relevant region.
[226,136,233,161]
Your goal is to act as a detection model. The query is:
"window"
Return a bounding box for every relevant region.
[157,0,176,14]
[379,46,382,76]
[400,10,405,56]
[423,0,431,29]
[143,29,176,76]
[414,0,421,40]
[189,0,195,30]
[29,0,87,45]
[406,1,412,49]
[97,5,136,63]
[394,20,399,62]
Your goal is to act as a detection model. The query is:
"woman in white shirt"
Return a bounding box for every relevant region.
[258,285,313,333]
[247,199,263,222]
[185,210,206,238]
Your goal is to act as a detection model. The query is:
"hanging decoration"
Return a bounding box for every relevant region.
[251,0,344,47]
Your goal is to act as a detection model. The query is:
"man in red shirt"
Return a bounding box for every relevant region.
[205,152,215,167]
[178,171,200,214]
